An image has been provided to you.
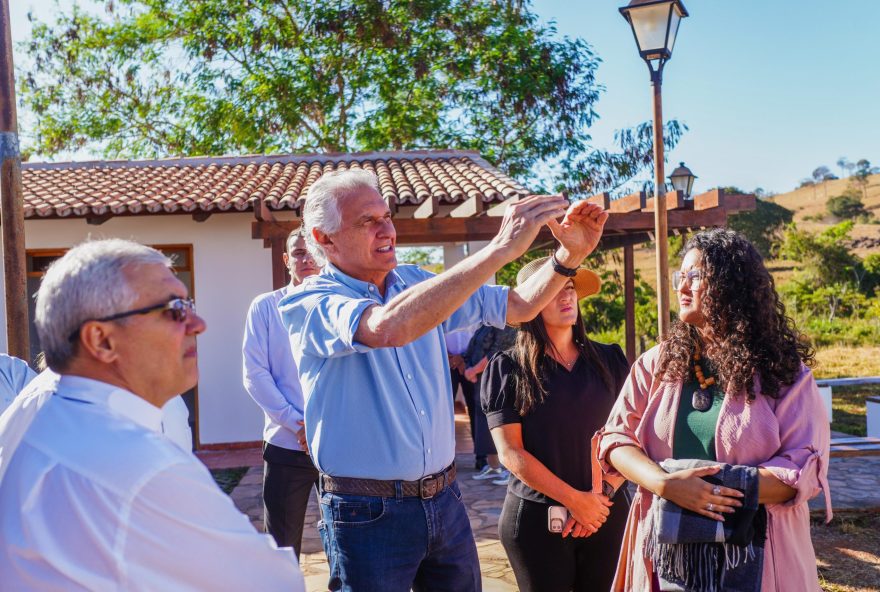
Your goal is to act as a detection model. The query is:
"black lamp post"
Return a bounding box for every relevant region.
[619,0,689,338]
[669,162,697,198]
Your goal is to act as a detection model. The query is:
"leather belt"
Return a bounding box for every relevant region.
[320,463,456,500]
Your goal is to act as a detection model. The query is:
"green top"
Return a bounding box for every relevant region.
[673,361,724,461]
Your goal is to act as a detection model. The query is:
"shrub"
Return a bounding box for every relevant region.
[827,189,870,220]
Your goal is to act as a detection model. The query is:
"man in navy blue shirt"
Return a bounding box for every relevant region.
[281,169,607,591]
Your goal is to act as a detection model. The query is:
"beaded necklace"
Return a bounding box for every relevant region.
[692,342,718,412]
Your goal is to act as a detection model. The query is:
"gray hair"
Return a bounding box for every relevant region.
[303,169,380,259]
[35,239,172,371]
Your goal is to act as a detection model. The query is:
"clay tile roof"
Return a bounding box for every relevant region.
[21,150,529,219]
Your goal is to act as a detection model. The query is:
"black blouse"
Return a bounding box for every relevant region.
[480,342,630,504]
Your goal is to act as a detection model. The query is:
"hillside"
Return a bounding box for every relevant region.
[768,172,880,257]
[614,173,880,301]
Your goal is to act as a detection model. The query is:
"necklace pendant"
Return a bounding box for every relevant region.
[692,388,713,412]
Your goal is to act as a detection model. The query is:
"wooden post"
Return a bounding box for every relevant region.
[0,0,29,359]
[650,70,670,339]
[624,244,636,364]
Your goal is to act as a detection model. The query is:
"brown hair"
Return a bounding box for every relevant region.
[510,306,614,415]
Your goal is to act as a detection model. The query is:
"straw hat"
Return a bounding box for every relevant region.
[515,256,601,300]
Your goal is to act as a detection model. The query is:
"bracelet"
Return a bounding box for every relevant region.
[551,252,578,277]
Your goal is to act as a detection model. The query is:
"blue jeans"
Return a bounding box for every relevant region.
[318,480,481,592]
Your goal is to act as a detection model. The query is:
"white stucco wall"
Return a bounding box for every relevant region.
[23,212,273,446]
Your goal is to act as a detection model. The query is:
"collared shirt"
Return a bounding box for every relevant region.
[279,263,508,481]
[445,328,474,356]
[162,395,193,451]
[0,354,37,413]
[0,375,303,591]
[243,285,306,451]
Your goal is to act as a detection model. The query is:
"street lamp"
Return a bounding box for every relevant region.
[619,0,689,338]
[669,162,697,198]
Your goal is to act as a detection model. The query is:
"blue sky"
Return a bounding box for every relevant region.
[9,0,880,194]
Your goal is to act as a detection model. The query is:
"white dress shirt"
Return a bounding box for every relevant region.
[161,394,193,451]
[0,375,304,591]
[243,285,307,451]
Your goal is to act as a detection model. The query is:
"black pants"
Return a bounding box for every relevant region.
[498,492,630,592]
[262,443,320,557]
[451,368,496,459]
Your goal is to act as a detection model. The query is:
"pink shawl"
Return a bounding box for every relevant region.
[596,345,832,592]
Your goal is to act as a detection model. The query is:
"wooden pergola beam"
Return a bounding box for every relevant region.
[252,208,730,245]
[644,190,686,212]
[413,194,439,219]
[609,191,646,213]
[692,188,756,213]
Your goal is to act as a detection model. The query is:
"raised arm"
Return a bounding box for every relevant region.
[506,200,608,324]
[354,195,570,348]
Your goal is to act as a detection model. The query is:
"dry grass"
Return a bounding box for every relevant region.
[771,173,880,219]
[814,347,880,379]
[814,510,880,592]
[828,384,880,437]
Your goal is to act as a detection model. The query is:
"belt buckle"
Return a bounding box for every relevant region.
[419,474,440,499]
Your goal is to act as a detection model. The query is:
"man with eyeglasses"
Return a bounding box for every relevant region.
[0,239,304,590]
[243,229,321,556]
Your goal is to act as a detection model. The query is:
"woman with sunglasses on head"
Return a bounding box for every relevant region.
[596,228,831,592]
[481,256,632,592]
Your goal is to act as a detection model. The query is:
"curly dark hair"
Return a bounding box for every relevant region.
[657,228,814,400]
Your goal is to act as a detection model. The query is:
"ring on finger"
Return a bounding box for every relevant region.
[706,503,714,512]
[712,485,721,496]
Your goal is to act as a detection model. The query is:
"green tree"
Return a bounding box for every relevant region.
[725,190,793,258]
[579,268,659,353]
[827,188,869,220]
[778,222,861,288]
[812,165,831,199]
[397,246,443,274]
[851,159,878,200]
[19,0,683,194]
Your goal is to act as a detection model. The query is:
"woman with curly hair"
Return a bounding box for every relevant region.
[595,228,831,592]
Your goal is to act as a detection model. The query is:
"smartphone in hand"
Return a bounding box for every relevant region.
[547,505,569,533]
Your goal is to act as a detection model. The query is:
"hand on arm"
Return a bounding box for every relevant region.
[491,424,612,538]
[607,445,744,522]
[354,195,569,348]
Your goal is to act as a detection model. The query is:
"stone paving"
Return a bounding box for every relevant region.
[224,417,880,591]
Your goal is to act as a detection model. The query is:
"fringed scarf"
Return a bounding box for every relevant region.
[647,459,767,592]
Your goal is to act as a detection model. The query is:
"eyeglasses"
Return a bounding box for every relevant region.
[672,270,704,291]
[68,297,196,342]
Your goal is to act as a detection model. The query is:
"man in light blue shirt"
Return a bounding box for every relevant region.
[0,354,37,414]
[243,229,321,555]
[280,170,608,591]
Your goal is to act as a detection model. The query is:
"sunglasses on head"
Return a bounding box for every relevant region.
[68,297,196,342]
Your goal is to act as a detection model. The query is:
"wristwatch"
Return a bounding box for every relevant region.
[551,252,578,277]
